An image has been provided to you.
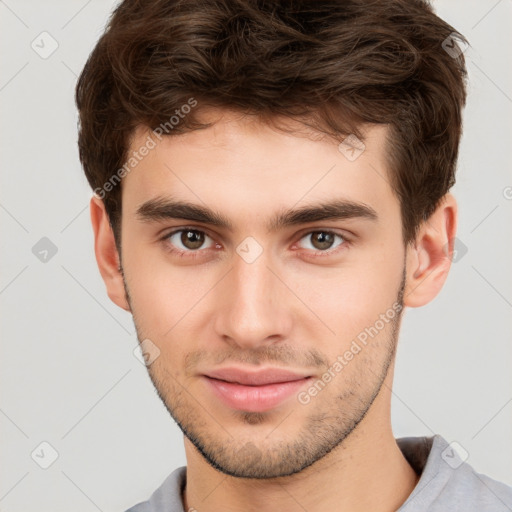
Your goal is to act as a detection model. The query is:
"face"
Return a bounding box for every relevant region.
[119,110,407,478]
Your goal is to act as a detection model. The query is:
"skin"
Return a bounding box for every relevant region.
[91,109,457,512]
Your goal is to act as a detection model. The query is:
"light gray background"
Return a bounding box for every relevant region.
[0,0,511,510]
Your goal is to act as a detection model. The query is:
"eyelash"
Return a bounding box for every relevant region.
[159,227,352,260]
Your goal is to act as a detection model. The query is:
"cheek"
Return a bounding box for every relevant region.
[122,241,214,337]
[123,226,404,354]
[288,251,403,347]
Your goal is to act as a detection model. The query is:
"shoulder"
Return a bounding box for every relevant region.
[124,466,187,512]
[427,462,512,511]
[398,434,512,512]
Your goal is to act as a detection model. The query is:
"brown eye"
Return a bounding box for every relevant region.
[297,231,345,252]
[166,229,214,252]
[311,232,335,250]
[181,230,205,249]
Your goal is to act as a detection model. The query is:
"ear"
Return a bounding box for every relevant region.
[404,193,458,308]
[90,196,131,312]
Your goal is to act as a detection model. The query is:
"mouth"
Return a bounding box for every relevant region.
[202,367,313,412]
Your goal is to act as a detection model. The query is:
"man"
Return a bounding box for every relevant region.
[76,0,512,510]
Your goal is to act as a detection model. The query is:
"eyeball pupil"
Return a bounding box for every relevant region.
[181,230,204,249]
[312,232,334,250]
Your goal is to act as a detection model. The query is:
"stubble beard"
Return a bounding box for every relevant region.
[125,267,406,479]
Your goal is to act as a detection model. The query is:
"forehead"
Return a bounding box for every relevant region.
[121,110,397,227]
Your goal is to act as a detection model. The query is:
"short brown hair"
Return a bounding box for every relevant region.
[76,0,468,245]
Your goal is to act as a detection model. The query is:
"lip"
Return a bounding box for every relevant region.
[202,367,312,412]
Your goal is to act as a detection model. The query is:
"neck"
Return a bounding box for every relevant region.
[182,369,419,512]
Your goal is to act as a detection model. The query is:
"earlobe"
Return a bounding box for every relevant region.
[90,196,131,312]
[404,194,458,308]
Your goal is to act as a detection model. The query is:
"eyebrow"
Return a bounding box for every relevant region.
[136,197,378,231]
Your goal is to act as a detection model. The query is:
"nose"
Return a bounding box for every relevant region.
[213,249,293,350]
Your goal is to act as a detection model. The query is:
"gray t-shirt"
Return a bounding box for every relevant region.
[126,434,512,511]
